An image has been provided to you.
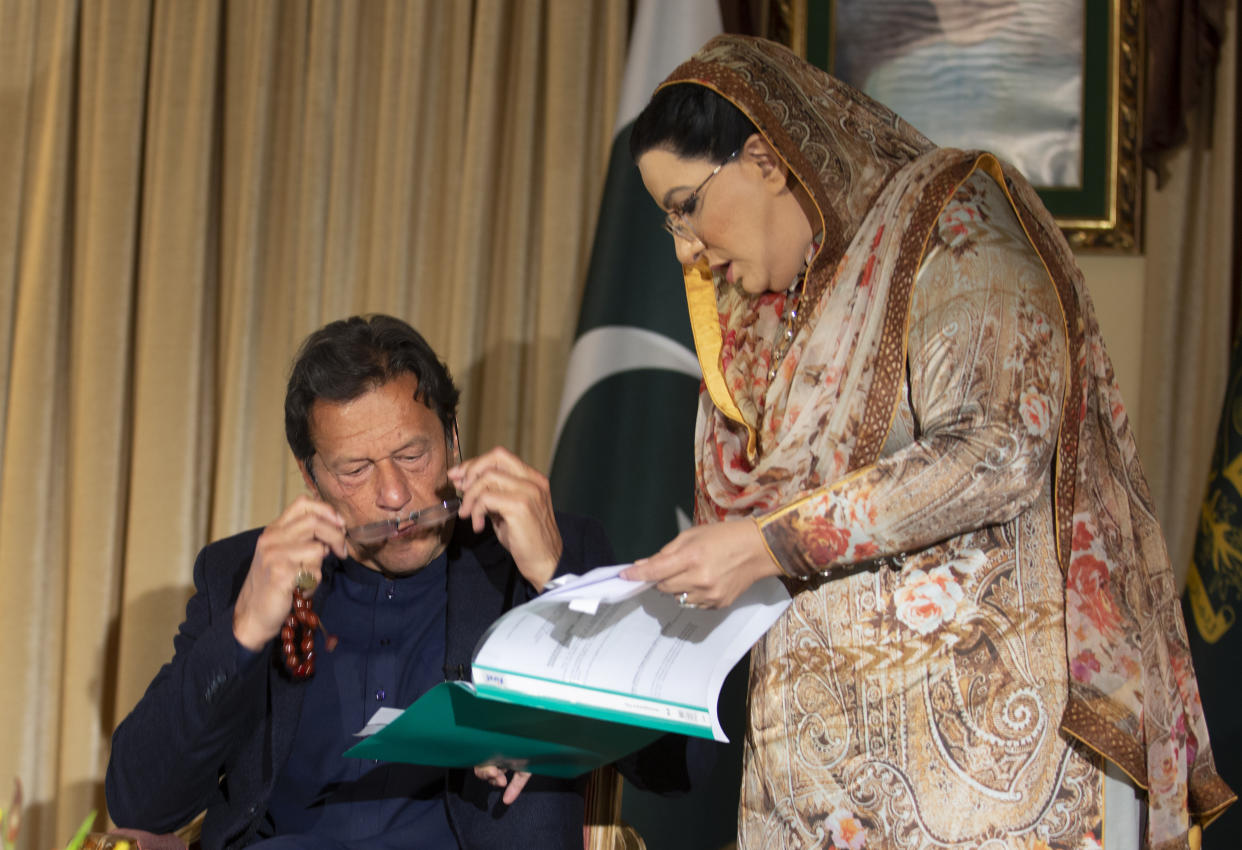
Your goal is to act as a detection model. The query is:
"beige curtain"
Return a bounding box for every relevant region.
[0,1,627,845]
[1138,1,1238,589]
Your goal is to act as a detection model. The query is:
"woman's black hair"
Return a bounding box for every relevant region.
[629,83,758,163]
[284,314,460,465]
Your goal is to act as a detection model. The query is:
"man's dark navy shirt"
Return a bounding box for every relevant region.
[245,551,459,849]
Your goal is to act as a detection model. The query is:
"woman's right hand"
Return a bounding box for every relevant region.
[621,518,782,609]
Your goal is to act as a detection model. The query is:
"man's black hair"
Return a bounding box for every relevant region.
[628,83,758,163]
[284,314,460,465]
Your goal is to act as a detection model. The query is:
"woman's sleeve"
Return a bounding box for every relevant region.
[756,174,1068,578]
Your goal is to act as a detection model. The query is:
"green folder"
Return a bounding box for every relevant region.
[344,566,791,778]
[345,681,665,778]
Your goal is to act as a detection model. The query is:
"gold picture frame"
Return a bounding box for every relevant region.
[778,0,1144,252]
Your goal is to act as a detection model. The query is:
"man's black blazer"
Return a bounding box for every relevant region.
[105,512,674,849]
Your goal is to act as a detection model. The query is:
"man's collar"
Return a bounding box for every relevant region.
[322,546,451,586]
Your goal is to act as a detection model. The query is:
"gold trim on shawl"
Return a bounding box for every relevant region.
[666,77,830,465]
[684,258,755,458]
[967,154,1079,573]
[752,516,797,578]
[757,466,871,531]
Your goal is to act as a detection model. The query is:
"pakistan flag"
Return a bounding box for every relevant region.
[547,118,700,563]
[1184,330,1242,846]
[548,2,743,848]
[549,0,718,562]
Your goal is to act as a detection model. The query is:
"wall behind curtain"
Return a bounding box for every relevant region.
[0,1,627,845]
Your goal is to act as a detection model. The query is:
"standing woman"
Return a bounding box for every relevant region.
[624,35,1233,849]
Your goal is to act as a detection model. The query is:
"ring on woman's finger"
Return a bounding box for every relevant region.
[295,569,317,593]
[677,592,697,609]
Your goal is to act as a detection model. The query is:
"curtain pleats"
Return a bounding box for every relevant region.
[0,2,626,845]
[59,0,152,835]
[1,2,79,845]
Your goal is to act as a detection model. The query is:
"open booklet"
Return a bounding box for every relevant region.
[344,565,792,777]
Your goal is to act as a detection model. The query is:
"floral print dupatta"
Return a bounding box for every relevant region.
[663,35,1234,848]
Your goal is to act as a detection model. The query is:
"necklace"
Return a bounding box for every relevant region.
[766,237,820,383]
[767,279,803,383]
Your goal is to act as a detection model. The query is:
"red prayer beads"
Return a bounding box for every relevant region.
[281,588,338,679]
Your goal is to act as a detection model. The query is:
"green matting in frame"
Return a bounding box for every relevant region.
[782,0,1143,252]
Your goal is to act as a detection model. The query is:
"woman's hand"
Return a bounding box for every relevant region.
[622,518,781,609]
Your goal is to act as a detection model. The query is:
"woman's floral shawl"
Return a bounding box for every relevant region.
[661,34,1234,848]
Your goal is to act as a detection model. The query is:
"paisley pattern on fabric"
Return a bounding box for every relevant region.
[744,171,1100,849]
[661,34,1234,850]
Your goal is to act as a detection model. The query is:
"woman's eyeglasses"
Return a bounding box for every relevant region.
[663,149,740,241]
[346,497,461,546]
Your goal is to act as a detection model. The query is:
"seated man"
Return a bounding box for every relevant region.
[106,314,693,849]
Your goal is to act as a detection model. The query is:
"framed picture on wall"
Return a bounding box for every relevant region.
[779,0,1142,252]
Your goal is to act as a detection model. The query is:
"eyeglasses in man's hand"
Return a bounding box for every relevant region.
[346,497,461,546]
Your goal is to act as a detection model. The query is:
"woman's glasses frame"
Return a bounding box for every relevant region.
[662,148,740,241]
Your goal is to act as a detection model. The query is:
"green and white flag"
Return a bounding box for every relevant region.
[550,0,721,565]
[1183,329,1242,846]
[549,2,732,848]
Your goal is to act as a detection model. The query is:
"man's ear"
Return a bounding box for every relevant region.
[297,457,319,496]
[448,421,462,467]
[741,132,790,193]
